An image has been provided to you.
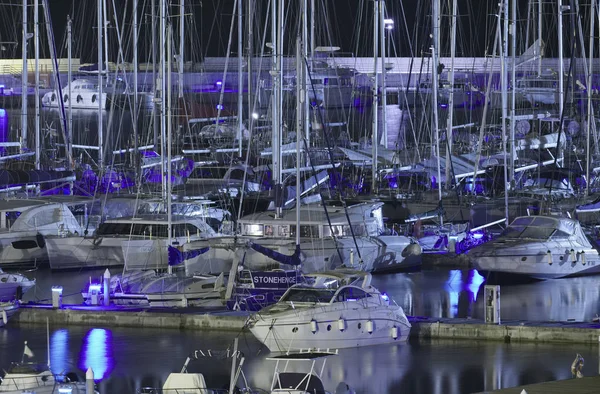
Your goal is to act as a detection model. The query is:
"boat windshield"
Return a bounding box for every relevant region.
[279,288,335,303]
[500,225,558,240]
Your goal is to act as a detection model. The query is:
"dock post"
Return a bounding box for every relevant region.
[103,269,110,307]
[86,367,94,394]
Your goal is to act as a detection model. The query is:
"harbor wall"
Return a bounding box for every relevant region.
[12,305,600,344]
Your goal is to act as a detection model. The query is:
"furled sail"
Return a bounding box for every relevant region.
[168,245,210,266]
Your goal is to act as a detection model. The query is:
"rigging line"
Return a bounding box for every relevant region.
[303,58,362,264]
[547,0,578,202]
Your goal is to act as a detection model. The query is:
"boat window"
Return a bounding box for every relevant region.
[334,287,371,302]
[280,288,335,303]
[242,223,264,236]
[500,224,555,240]
[290,225,319,238]
[96,222,170,237]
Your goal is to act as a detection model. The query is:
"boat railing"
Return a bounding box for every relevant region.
[0,375,55,390]
[137,388,267,394]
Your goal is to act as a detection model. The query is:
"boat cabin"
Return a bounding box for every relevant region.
[500,216,592,246]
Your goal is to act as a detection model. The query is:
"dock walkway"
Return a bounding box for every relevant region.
[473,376,600,393]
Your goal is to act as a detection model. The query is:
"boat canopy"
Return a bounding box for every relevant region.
[502,216,591,246]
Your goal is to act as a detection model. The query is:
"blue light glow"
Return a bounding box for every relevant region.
[78,328,114,381]
[50,329,69,377]
[216,104,224,110]
[381,293,390,302]
[467,270,485,302]
[88,284,101,292]
[0,109,5,117]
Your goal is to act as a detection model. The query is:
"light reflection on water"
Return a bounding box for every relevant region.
[0,325,596,394]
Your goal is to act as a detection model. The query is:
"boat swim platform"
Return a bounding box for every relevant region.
[473,376,600,393]
[10,304,600,344]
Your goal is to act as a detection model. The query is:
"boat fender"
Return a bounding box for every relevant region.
[36,233,45,249]
[547,250,552,265]
[392,325,399,340]
[366,320,374,334]
[338,318,345,332]
[580,251,586,265]
[571,249,576,263]
[1,309,6,325]
[310,319,318,334]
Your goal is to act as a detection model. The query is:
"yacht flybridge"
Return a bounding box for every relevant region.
[42,78,108,110]
[248,269,411,351]
[469,216,600,280]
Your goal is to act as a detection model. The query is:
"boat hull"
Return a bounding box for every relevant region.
[471,249,600,280]
[45,236,125,270]
[250,305,411,351]
[0,301,20,327]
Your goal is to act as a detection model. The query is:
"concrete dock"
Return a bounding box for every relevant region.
[10,303,600,344]
[474,376,600,393]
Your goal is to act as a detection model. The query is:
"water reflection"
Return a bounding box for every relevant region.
[50,329,69,376]
[371,269,600,322]
[0,326,596,393]
[78,328,114,381]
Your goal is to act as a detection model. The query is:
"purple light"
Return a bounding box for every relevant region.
[78,328,114,381]
[50,329,69,378]
[381,293,390,302]
[215,80,223,86]
[216,104,224,110]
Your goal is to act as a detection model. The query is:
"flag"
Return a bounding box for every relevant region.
[23,341,34,358]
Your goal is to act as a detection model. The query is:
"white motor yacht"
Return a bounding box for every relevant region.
[469,216,600,280]
[0,301,19,327]
[0,202,84,269]
[42,79,107,110]
[0,270,35,301]
[248,269,411,352]
[44,215,216,270]
[266,350,356,394]
[0,342,98,393]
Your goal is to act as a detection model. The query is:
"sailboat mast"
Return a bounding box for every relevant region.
[295,34,303,247]
[21,0,28,152]
[179,0,184,99]
[133,0,139,166]
[380,1,387,150]
[97,0,104,168]
[586,0,595,196]
[431,0,442,204]
[160,0,167,201]
[271,0,283,218]
[67,17,73,165]
[237,0,243,157]
[445,0,457,190]
[501,0,509,225]
[537,0,542,76]
[510,0,516,185]
[303,0,309,145]
[167,24,173,275]
[371,0,379,194]
[34,0,40,169]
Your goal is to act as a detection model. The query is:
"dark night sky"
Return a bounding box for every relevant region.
[0,1,571,65]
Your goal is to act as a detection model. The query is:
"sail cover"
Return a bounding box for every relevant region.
[168,245,210,266]
[250,243,303,266]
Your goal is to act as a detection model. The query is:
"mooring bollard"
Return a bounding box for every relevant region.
[86,367,95,394]
[51,286,63,309]
[103,269,110,307]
